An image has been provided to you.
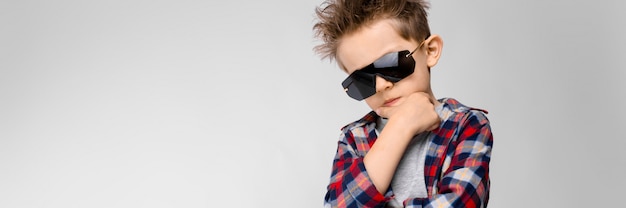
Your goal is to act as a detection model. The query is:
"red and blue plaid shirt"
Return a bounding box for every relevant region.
[324,98,493,208]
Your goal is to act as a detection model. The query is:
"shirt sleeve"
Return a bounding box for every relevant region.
[324,131,392,208]
[404,111,493,208]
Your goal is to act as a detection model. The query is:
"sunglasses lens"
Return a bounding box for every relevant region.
[342,72,376,101]
[341,50,416,100]
[371,50,415,79]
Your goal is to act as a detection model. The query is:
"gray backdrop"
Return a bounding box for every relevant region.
[1,0,624,207]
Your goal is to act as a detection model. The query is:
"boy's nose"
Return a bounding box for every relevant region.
[375,75,393,93]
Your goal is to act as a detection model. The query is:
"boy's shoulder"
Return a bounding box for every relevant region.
[438,97,490,128]
[440,97,488,115]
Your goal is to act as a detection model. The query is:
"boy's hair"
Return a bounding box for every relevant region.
[313,0,431,61]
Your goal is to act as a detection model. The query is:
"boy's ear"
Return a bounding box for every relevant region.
[424,35,443,68]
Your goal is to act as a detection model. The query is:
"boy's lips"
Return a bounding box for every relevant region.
[383,97,400,107]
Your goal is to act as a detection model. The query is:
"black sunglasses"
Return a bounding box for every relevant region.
[341,42,424,101]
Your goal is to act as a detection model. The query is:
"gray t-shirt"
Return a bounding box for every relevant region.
[376,104,442,207]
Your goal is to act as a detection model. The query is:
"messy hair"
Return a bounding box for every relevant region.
[313,0,431,61]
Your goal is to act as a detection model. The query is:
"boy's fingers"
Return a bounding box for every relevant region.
[428,119,441,131]
[428,95,437,105]
[417,92,436,105]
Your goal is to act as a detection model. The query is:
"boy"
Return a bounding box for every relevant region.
[313,0,493,207]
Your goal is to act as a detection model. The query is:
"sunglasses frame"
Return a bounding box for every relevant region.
[341,41,426,101]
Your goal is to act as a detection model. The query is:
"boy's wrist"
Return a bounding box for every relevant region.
[384,118,421,139]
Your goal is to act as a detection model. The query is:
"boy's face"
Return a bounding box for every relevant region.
[336,19,441,112]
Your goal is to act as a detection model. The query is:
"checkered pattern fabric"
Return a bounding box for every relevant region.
[324,98,493,208]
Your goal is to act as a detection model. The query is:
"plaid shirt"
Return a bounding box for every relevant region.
[324,98,493,208]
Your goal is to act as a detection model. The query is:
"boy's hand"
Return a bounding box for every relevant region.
[375,92,440,135]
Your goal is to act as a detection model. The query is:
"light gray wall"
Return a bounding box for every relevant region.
[1,0,624,207]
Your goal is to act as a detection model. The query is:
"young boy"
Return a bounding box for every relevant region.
[313,0,493,207]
